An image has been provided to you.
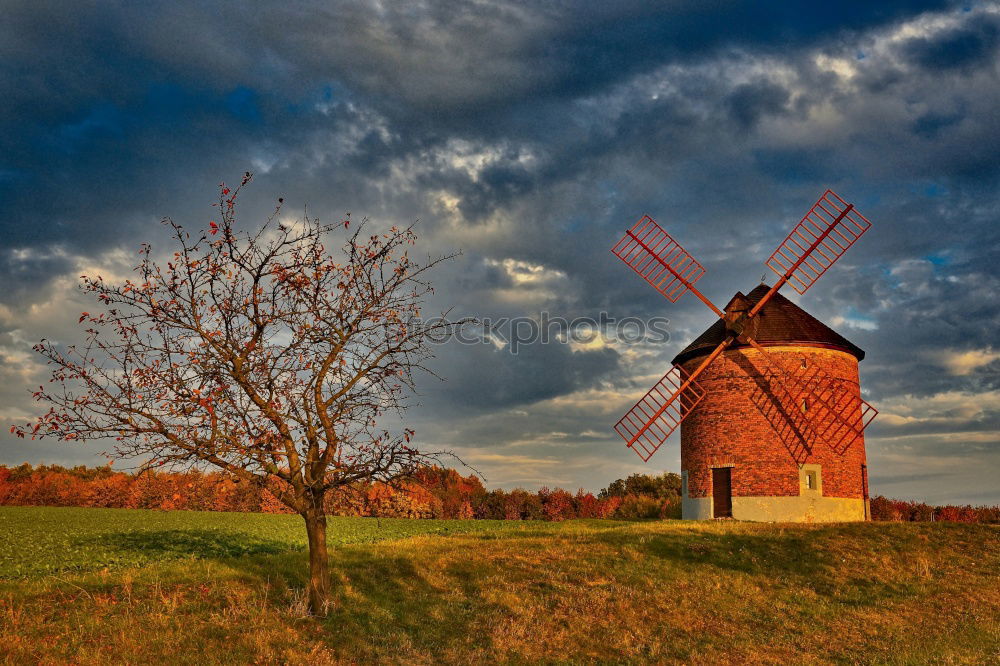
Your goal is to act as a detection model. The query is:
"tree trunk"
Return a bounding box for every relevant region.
[303,508,331,616]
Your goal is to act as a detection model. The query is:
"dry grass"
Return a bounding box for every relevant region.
[2,519,998,664]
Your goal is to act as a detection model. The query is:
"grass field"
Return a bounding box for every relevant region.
[0,506,520,578]
[1,507,998,664]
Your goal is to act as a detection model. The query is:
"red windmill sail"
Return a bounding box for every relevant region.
[765,189,872,295]
[613,364,706,462]
[610,189,877,462]
[612,215,709,305]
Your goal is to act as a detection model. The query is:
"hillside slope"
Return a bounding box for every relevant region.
[1,510,998,664]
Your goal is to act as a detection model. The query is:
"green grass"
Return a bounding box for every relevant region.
[0,506,524,577]
[1,508,998,664]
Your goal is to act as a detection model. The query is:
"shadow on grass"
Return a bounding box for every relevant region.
[73,529,297,560]
[228,546,507,658]
[598,528,832,577]
[594,525,929,606]
[60,520,972,657]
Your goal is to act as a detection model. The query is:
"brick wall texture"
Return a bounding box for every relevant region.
[680,345,869,500]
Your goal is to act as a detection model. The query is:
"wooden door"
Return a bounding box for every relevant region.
[712,467,732,518]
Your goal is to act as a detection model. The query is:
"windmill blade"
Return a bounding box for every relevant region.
[612,215,709,304]
[765,190,872,296]
[614,338,730,461]
[745,339,878,454]
[614,364,707,461]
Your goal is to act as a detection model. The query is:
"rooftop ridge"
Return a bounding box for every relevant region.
[671,284,865,365]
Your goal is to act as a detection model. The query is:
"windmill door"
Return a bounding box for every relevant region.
[712,468,732,518]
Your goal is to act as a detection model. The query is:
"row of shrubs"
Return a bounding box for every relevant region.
[869,495,1000,523]
[0,464,682,521]
[1,463,996,523]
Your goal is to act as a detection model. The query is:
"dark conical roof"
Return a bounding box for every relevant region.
[671,284,865,365]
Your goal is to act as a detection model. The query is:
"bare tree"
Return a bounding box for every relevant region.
[12,174,465,615]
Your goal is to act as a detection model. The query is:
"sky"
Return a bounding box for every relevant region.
[1,1,998,505]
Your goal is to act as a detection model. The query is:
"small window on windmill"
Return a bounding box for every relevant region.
[805,471,817,490]
[801,357,808,369]
[800,398,809,413]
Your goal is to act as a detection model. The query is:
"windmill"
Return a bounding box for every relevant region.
[611,190,878,521]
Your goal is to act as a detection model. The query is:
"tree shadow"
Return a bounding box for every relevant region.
[594,525,923,607]
[596,527,829,578]
[64,521,930,657]
[230,544,506,659]
[73,529,296,560]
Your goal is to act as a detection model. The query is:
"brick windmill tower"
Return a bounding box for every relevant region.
[611,190,877,522]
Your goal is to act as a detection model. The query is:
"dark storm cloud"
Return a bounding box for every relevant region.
[1,0,998,502]
[726,82,792,130]
[898,13,1000,71]
[0,1,972,271]
[0,0,957,221]
[911,109,965,139]
[424,341,621,412]
[0,249,76,308]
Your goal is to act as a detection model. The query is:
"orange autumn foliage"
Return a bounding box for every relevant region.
[4,464,993,523]
[0,463,606,519]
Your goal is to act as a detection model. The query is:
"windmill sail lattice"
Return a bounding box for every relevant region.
[765,189,872,295]
[611,215,707,303]
[613,364,706,462]
[610,189,877,462]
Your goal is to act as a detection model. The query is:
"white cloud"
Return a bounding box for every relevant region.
[830,314,879,331]
[935,348,1000,376]
[876,389,1000,428]
[484,257,566,285]
[483,257,568,304]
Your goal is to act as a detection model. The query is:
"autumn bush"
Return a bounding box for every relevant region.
[869,495,1000,524]
[0,464,666,520]
[5,465,992,523]
[597,471,683,519]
